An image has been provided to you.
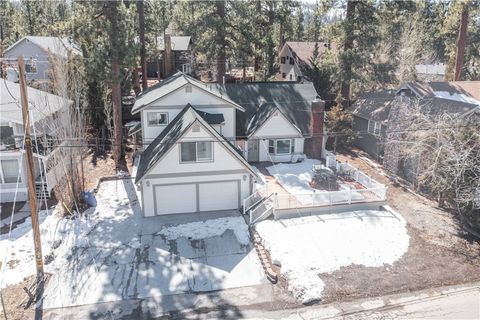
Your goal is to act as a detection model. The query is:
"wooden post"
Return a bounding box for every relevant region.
[454,5,469,81]
[18,56,44,280]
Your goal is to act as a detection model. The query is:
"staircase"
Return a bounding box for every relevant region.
[248,193,275,224]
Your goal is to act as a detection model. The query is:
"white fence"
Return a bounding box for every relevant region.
[336,162,386,199]
[243,187,266,215]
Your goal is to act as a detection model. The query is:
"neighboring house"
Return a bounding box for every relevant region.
[131,72,324,216]
[277,41,331,82]
[415,63,447,81]
[3,36,82,85]
[0,79,72,203]
[348,90,396,161]
[349,81,480,164]
[146,35,193,79]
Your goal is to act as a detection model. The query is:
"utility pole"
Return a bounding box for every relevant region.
[18,56,45,290]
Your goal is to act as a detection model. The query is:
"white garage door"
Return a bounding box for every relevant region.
[199,181,239,211]
[155,184,196,215]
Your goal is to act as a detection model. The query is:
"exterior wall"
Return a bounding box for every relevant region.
[4,40,51,82]
[256,138,304,162]
[351,115,384,161]
[278,45,301,81]
[0,151,28,202]
[140,121,253,216]
[141,85,237,147]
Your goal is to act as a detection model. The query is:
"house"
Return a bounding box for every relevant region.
[131,72,324,216]
[146,35,193,79]
[0,79,72,203]
[277,41,331,82]
[349,81,480,164]
[2,36,82,86]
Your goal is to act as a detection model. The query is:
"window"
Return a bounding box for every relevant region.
[289,74,292,80]
[276,139,291,154]
[280,57,286,64]
[181,141,213,162]
[289,57,294,65]
[368,120,381,136]
[1,159,21,183]
[282,72,286,79]
[25,58,37,74]
[147,112,168,126]
[268,139,292,155]
[0,126,15,148]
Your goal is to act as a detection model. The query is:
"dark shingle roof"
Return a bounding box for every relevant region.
[349,90,396,123]
[196,110,225,125]
[136,104,255,183]
[215,82,318,137]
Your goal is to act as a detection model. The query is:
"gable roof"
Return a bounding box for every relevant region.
[156,36,191,51]
[284,41,331,67]
[131,72,245,114]
[0,79,72,125]
[348,90,396,123]
[245,102,302,137]
[135,104,257,183]
[399,81,480,105]
[215,82,318,137]
[5,36,82,58]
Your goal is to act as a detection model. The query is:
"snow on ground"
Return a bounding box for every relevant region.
[158,217,250,246]
[1,179,263,308]
[266,159,364,204]
[256,210,410,303]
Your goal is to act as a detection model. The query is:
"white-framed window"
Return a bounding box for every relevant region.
[180,141,213,163]
[368,120,381,136]
[147,112,168,126]
[1,159,21,183]
[25,58,37,74]
[268,139,293,155]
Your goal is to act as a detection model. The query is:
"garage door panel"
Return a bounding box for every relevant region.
[199,181,238,211]
[155,184,197,215]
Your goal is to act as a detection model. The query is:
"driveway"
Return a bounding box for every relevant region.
[40,179,266,308]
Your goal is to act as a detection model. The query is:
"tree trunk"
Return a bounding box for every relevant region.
[216,0,226,83]
[137,0,148,90]
[340,0,358,108]
[106,1,123,166]
[454,5,469,81]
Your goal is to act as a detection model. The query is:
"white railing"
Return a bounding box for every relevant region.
[243,187,266,215]
[249,193,275,224]
[337,162,386,200]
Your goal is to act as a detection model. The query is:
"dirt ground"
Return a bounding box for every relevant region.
[316,148,480,303]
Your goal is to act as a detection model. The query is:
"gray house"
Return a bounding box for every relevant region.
[3,36,82,85]
[349,81,480,164]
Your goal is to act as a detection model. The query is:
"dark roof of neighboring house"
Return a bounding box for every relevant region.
[399,81,480,103]
[349,90,396,123]
[135,104,255,183]
[127,122,142,135]
[195,110,225,124]
[285,41,331,67]
[156,36,191,51]
[5,36,82,58]
[215,82,318,137]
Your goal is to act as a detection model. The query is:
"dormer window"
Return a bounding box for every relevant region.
[147,112,168,126]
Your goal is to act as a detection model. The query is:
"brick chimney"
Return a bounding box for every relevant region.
[163,34,172,77]
[305,97,325,159]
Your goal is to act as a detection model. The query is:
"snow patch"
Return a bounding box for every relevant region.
[256,210,410,303]
[434,91,480,106]
[158,216,250,246]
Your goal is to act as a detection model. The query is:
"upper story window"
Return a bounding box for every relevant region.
[147,112,168,126]
[280,57,286,64]
[1,159,21,183]
[268,139,293,155]
[25,58,37,74]
[289,57,294,65]
[282,72,286,79]
[180,141,213,162]
[0,126,15,149]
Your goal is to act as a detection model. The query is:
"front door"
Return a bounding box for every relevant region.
[248,140,259,162]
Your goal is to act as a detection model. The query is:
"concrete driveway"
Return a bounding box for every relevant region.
[41,179,266,309]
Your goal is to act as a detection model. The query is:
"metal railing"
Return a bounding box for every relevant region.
[243,186,266,215]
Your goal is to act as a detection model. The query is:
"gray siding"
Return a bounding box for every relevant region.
[351,115,384,161]
[4,39,51,82]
